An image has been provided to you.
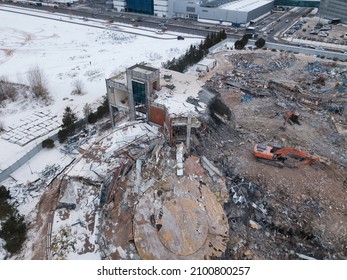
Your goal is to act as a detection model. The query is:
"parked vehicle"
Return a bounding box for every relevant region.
[328,18,340,25]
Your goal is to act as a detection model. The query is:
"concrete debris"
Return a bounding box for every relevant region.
[134,159,142,193]
[40,164,60,179]
[249,219,263,230]
[57,181,76,210]
[201,155,223,178]
[176,142,184,177]
[296,253,317,260]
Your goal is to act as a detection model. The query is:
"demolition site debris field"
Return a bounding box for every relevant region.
[194,49,347,259]
[2,42,347,260]
[80,49,347,260]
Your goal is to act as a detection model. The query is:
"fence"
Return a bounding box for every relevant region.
[209,37,347,61]
[0,118,87,183]
[0,133,59,183]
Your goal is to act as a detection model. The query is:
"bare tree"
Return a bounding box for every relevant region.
[83,103,92,117]
[16,73,29,98]
[71,79,85,95]
[0,75,17,104]
[27,65,49,100]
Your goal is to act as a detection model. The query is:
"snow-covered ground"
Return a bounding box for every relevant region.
[0,5,203,259]
[0,6,202,170]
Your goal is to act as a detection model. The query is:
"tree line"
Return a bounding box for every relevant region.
[162,30,227,73]
[234,35,266,50]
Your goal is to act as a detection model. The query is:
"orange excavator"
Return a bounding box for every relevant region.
[253,144,319,168]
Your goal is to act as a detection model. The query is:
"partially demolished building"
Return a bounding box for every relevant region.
[106,63,204,149]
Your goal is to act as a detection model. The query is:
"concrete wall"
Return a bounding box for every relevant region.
[154,0,169,17]
[320,0,347,24]
[246,1,274,23]
[113,0,126,12]
[199,7,249,24]
[173,0,200,18]
[149,103,166,127]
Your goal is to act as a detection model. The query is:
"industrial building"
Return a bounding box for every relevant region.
[319,0,347,23]
[112,0,274,24]
[171,0,274,24]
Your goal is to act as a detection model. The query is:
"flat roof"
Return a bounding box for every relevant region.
[197,58,216,66]
[128,63,158,73]
[221,0,273,12]
[155,68,205,116]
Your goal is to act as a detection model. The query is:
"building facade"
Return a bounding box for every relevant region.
[112,0,274,23]
[106,64,160,123]
[319,0,347,23]
[113,0,170,17]
[273,0,320,7]
[127,0,154,14]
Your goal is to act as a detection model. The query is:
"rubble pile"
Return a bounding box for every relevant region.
[20,50,346,260]
[192,50,347,259]
[222,174,335,260]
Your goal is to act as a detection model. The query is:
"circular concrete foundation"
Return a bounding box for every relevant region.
[133,176,229,260]
[158,198,209,256]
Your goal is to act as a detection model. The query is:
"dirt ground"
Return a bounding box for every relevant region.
[191,49,347,259]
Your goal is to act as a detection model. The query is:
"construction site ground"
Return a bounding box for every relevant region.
[15,48,347,261]
[192,49,347,259]
[97,49,347,260]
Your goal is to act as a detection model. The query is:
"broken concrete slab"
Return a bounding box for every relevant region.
[201,155,223,177]
[133,175,228,259]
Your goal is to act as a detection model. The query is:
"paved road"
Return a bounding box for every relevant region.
[3,2,221,37]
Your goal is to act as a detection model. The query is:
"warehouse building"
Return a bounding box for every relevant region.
[113,0,274,24]
[319,0,347,24]
[171,0,274,24]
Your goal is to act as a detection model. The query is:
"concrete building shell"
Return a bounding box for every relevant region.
[106,64,202,147]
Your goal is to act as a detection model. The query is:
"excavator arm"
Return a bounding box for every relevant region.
[253,144,319,168]
[274,148,319,167]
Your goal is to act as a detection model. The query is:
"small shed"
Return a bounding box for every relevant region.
[196,58,217,72]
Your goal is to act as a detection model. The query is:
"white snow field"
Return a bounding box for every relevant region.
[0,6,203,259]
[0,6,202,170]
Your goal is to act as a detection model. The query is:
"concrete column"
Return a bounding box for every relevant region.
[109,105,115,128]
[126,70,136,121]
[145,81,151,121]
[135,159,142,194]
[186,114,192,151]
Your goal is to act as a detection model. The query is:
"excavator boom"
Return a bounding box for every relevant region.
[253,144,319,168]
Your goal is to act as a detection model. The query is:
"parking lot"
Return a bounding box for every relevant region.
[283,17,347,50]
